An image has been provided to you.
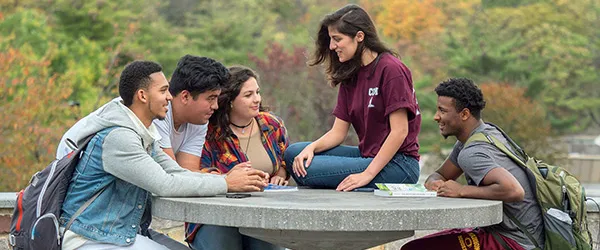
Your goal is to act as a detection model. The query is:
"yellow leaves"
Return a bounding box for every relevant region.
[127,22,138,32]
[367,0,446,42]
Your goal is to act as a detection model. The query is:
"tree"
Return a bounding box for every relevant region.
[249,42,355,144]
[0,48,74,191]
[441,0,600,132]
[480,82,565,164]
[368,0,445,42]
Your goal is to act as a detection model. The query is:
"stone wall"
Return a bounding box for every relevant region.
[421,154,600,183]
[1,208,11,250]
[568,155,600,183]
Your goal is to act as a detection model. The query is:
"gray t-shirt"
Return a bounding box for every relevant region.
[152,102,207,156]
[448,123,544,250]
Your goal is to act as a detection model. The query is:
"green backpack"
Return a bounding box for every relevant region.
[466,123,592,250]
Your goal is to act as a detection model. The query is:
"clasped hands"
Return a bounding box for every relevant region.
[425,179,464,198]
[224,162,288,192]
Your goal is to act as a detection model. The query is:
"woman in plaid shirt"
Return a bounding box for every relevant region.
[187,66,288,250]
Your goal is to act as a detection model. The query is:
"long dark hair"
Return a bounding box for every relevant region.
[310,4,396,86]
[207,66,266,141]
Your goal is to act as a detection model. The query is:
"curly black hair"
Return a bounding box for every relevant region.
[119,60,163,107]
[435,78,486,119]
[169,55,229,99]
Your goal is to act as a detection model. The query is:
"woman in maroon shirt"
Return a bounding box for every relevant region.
[284,4,422,191]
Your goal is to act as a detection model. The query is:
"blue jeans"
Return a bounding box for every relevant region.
[189,225,283,250]
[284,142,419,188]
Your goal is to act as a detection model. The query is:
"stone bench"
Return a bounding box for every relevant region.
[2,192,600,250]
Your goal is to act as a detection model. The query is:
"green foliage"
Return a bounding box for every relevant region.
[249,42,344,143]
[441,0,600,132]
[0,9,51,58]
[162,0,279,65]
[51,37,110,113]
[482,0,551,8]
[1,0,599,191]
[413,75,451,153]
[480,83,566,164]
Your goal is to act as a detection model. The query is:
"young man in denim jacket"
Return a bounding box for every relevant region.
[59,61,268,250]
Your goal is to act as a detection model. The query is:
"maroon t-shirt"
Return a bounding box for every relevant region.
[332,53,421,160]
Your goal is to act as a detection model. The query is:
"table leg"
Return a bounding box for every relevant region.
[239,228,414,250]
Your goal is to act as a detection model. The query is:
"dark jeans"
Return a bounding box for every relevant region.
[284,142,419,188]
[189,225,283,250]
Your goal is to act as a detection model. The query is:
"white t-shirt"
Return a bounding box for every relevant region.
[152,102,207,156]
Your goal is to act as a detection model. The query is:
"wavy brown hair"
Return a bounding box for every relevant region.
[207,66,267,141]
[310,4,396,86]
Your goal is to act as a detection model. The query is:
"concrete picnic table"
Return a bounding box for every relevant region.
[152,189,502,250]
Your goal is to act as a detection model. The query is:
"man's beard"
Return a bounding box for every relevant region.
[149,100,167,121]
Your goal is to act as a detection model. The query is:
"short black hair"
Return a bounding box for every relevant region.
[435,77,486,119]
[169,55,230,98]
[119,61,163,107]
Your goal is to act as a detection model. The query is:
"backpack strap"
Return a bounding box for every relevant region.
[465,131,541,249]
[60,132,106,243]
[61,126,140,237]
[490,231,512,250]
[63,186,107,233]
[465,132,527,168]
[504,208,541,249]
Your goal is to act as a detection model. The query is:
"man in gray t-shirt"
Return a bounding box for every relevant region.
[402,78,543,250]
[447,123,544,249]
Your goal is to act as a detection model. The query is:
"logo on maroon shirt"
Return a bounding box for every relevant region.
[368,87,378,108]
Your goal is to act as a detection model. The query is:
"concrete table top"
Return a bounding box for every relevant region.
[152,189,502,249]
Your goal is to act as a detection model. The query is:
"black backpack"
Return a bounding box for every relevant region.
[8,134,105,250]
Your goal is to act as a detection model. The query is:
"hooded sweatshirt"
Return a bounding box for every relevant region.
[60,99,227,246]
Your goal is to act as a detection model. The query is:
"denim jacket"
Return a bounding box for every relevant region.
[60,127,152,245]
[58,100,228,246]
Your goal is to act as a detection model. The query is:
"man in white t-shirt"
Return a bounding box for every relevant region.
[58,55,227,172]
[152,55,227,171]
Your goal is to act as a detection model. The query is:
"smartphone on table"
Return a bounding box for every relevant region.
[226,193,251,199]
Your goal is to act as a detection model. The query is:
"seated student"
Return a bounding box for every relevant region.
[402,78,543,250]
[56,55,229,249]
[153,55,228,171]
[59,61,269,250]
[56,54,225,169]
[284,4,421,191]
[187,66,288,250]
